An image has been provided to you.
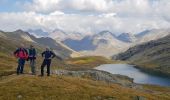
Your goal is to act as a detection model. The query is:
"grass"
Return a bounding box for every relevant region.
[65,56,124,70]
[1,48,170,100]
[0,51,66,77]
[0,53,17,76]
[1,75,170,100]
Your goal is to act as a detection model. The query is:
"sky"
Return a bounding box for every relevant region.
[0,0,170,34]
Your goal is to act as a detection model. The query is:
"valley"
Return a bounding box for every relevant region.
[1,0,170,100]
[29,28,170,58]
[0,29,170,100]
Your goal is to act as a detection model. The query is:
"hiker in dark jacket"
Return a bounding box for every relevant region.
[14,44,28,75]
[41,48,55,76]
[28,45,37,75]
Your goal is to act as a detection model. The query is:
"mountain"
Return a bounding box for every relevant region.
[0,29,80,58]
[63,36,96,51]
[27,29,49,37]
[136,30,150,38]
[49,29,84,41]
[49,29,68,41]
[27,29,170,58]
[136,29,170,43]
[117,33,136,43]
[63,30,130,57]
[113,35,170,76]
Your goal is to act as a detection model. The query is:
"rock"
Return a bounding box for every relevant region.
[17,95,22,99]
[55,69,134,87]
[133,96,147,100]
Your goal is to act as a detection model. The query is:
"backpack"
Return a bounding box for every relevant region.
[28,48,36,60]
[15,48,28,59]
[29,48,36,56]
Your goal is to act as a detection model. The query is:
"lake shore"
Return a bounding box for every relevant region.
[95,64,170,87]
[133,64,170,77]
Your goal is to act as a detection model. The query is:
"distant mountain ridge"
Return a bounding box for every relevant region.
[0,29,81,58]
[28,29,49,37]
[50,30,84,41]
[64,30,130,57]
[136,29,170,44]
[117,33,136,43]
[26,28,170,57]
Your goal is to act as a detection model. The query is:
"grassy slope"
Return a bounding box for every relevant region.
[0,36,66,77]
[0,53,170,100]
[114,35,170,76]
[1,75,170,100]
[65,56,123,69]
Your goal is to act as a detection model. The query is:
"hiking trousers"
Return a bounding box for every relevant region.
[17,58,25,74]
[41,59,51,76]
[30,59,36,74]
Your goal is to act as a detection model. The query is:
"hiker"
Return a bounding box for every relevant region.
[28,45,37,75]
[14,44,28,75]
[41,48,55,76]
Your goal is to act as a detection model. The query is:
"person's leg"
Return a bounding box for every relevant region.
[30,59,32,73]
[47,59,51,76]
[41,59,46,76]
[30,59,36,74]
[17,59,21,75]
[20,59,25,74]
[32,60,36,74]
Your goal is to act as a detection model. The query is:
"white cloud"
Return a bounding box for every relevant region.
[0,11,170,34]
[49,11,65,16]
[99,13,117,18]
[24,0,61,13]
[58,0,110,12]
[0,0,170,35]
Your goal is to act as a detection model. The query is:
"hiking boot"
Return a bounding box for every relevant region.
[32,73,36,75]
[39,74,44,77]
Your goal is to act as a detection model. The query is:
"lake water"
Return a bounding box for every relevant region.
[95,64,170,87]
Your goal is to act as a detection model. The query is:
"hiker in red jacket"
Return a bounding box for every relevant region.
[14,44,28,75]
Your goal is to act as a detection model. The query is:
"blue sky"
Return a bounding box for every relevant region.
[0,0,160,12]
[0,0,31,12]
[0,0,170,34]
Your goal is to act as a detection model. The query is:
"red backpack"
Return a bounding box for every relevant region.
[15,48,28,59]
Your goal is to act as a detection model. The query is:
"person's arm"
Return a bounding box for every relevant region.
[51,51,56,58]
[42,51,45,57]
[24,49,28,55]
[34,49,37,57]
[50,51,63,60]
[13,49,19,55]
[13,49,19,57]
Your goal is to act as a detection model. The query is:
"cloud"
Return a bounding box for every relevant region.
[22,0,151,14]
[0,11,170,34]
[24,0,61,13]
[0,0,170,35]
[58,0,111,13]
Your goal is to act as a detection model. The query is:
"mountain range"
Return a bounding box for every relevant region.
[26,28,170,58]
[0,30,81,58]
